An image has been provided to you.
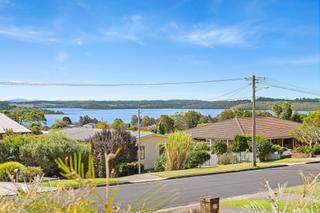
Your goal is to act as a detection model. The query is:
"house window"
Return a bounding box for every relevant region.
[139,145,145,160]
[159,144,165,155]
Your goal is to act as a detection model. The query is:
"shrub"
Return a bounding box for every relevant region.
[30,122,42,135]
[164,132,192,170]
[256,139,273,161]
[295,146,312,154]
[211,140,227,155]
[194,141,210,151]
[88,129,137,178]
[312,144,320,155]
[115,162,143,177]
[0,134,37,163]
[19,166,43,182]
[186,150,211,168]
[232,135,249,153]
[0,162,25,181]
[218,153,238,165]
[95,121,109,129]
[271,144,285,154]
[19,133,90,177]
[153,155,165,172]
[51,119,68,129]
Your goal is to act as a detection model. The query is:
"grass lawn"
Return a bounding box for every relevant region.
[285,183,320,195]
[152,158,314,178]
[221,199,319,212]
[40,178,124,187]
[273,158,315,164]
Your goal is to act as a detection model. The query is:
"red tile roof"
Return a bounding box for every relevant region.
[186,117,301,140]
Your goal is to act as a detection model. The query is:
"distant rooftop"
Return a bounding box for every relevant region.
[0,113,31,134]
[186,117,301,140]
[59,127,159,141]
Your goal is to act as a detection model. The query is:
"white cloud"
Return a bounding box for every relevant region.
[56,51,70,63]
[180,25,250,47]
[0,26,57,43]
[271,55,320,65]
[103,14,146,45]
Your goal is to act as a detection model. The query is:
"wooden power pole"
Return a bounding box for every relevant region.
[137,108,142,174]
[252,75,257,167]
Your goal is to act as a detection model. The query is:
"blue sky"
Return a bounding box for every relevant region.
[0,0,319,100]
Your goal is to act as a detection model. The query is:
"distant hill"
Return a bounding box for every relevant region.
[2,97,319,111]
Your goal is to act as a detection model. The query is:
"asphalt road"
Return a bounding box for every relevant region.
[97,163,320,208]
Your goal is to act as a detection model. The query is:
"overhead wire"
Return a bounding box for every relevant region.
[207,84,250,101]
[0,78,245,87]
[260,81,320,97]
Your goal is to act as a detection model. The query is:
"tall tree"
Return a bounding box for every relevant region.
[184,110,202,128]
[272,102,293,120]
[110,118,127,129]
[156,115,174,134]
[292,110,320,148]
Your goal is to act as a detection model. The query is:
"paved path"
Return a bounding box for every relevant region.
[96,163,320,209]
[0,182,55,196]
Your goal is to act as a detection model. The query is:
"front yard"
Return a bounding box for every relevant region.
[152,158,317,178]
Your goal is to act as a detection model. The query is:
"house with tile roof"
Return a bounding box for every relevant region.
[186,117,301,149]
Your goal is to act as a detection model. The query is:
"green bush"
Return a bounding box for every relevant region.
[30,122,42,135]
[186,150,211,168]
[194,142,210,151]
[232,135,249,153]
[19,133,90,177]
[295,146,312,154]
[218,153,238,165]
[153,155,165,172]
[211,140,227,155]
[0,134,37,163]
[19,166,43,182]
[115,162,143,177]
[0,162,25,181]
[312,144,320,155]
[256,139,273,161]
[271,144,285,154]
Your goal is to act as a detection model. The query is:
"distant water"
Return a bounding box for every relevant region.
[44,108,225,126]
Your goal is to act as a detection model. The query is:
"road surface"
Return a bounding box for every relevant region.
[97,163,320,208]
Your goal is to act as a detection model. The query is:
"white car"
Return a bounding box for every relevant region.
[282,148,291,157]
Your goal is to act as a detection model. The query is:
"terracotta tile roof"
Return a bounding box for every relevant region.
[186,117,301,140]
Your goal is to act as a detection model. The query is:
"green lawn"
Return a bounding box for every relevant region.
[285,183,320,195]
[152,158,314,178]
[221,199,319,212]
[40,178,123,187]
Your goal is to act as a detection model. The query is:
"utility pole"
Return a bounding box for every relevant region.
[137,108,141,174]
[252,75,257,167]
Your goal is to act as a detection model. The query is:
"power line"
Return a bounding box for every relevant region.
[0,78,245,87]
[208,84,250,101]
[260,82,320,97]
[266,78,320,95]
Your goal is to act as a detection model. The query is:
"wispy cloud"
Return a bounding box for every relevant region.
[103,14,146,45]
[179,25,252,47]
[271,55,320,65]
[0,25,57,43]
[56,51,70,63]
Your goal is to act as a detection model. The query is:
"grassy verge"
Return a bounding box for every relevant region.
[221,199,319,212]
[284,183,320,195]
[152,158,314,178]
[40,178,124,187]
